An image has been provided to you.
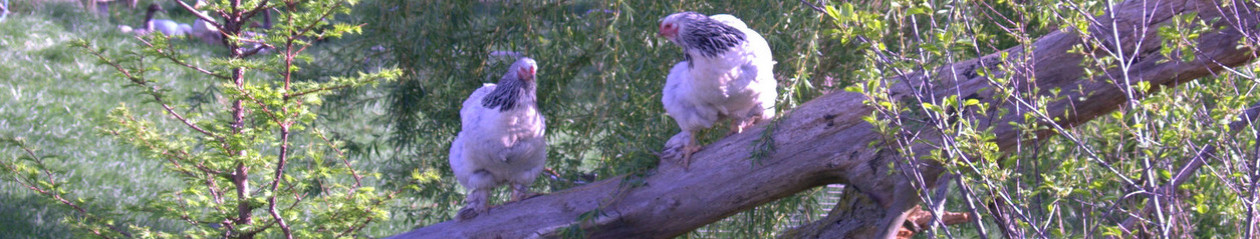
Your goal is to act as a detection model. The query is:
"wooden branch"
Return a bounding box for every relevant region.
[896,205,974,239]
[173,0,224,30]
[390,0,1257,238]
[267,125,294,239]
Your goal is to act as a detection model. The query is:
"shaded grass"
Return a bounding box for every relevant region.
[0,2,420,237]
[0,2,222,237]
[4,1,849,237]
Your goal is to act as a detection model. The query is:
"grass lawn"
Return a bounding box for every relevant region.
[0,1,423,237]
[0,2,224,237]
[2,1,826,237]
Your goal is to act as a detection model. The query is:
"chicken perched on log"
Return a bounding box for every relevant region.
[448,57,547,220]
[658,12,777,169]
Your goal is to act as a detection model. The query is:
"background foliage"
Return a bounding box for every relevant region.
[344,2,851,237]
[2,0,1258,238]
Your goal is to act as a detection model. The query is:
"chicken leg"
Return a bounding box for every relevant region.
[510,183,539,202]
[664,131,702,170]
[457,188,490,221]
[680,132,702,169]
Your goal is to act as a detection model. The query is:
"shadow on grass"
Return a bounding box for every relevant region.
[0,192,80,238]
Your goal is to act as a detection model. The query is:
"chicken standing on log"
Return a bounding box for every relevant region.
[658,12,777,169]
[448,58,546,221]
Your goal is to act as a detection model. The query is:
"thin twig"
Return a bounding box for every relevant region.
[266,124,294,239]
[284,79,381,100]
[136,37,232,79]
[334,189,400,238]
[81,42,224,140]
[174,0,225,30]
[313,129,361,187]
[3,141,134,238]
[799,0,825,13]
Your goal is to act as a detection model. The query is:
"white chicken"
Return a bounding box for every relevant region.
[1,0,9,21]
[190,0,223,45]
[126,3,187,37]
[658,12,777,169]
[448,57,547,220]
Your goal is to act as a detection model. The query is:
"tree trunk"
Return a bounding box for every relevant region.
[389,0,1257,238]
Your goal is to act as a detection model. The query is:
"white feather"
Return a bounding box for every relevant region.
[708,14,748,29]
[192,18,223,44]
[663,13,776,134]
[449,83,547,191]
[448,58,546,219]
[150,19,186,36]
[190,0,223,44]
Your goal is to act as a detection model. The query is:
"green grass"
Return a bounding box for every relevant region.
[0,2,234,238]
[0,2,423,237]
[0,1,846,237]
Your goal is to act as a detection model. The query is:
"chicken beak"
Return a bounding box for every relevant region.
[658,24,679,39]
[519,66,536,81]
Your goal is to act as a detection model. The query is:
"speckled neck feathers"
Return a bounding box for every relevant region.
[676,12,746,59]
[481,68,536,112]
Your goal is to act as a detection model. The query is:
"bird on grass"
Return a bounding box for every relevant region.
[146,4,189,36]
[658,12,777,169]
[1,0,10,21]
[189,0,223,45]
[449,57,547,220]
[120,4,188,37]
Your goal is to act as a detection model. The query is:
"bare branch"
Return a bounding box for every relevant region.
[173,0,224,30]
[80,42,223,140]
[2,140,134,238]
[283,79,378,100]
[390,0,1258,237]
[136,36,232,79]
[267,125,294,239]
[799,0,825,14]
[1114,105,1260,236]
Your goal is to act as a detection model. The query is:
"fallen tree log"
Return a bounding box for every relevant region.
[390,0,1257,237]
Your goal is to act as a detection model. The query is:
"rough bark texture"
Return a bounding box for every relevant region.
[390,0,1257,238]
[895,205,974,238]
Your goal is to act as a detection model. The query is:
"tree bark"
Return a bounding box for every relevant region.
[390,0,1257,238]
